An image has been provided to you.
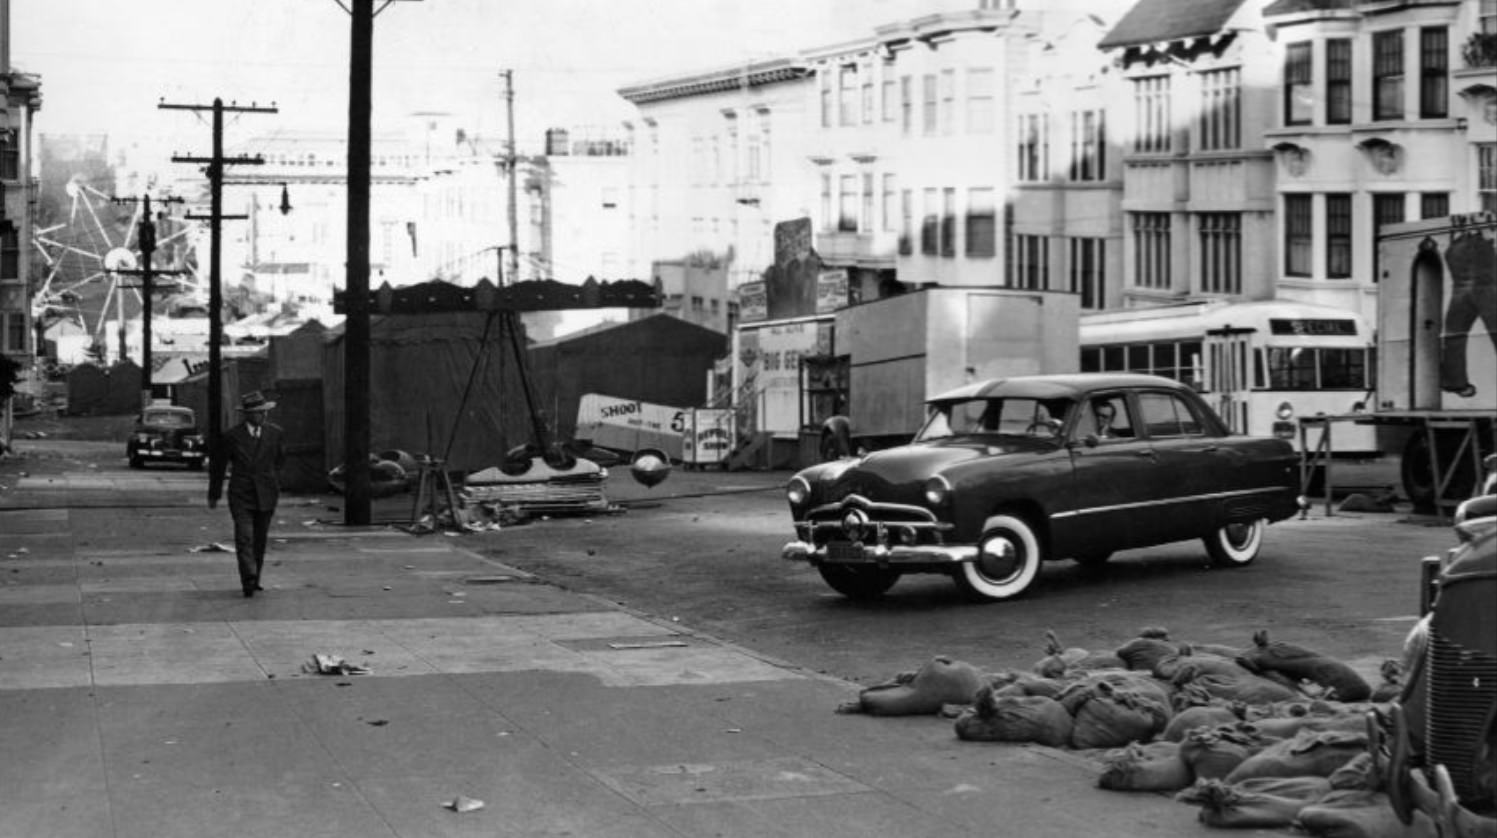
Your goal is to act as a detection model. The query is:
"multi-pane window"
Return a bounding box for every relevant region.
[820,174,832,230]
[921,188,938,255]
[839,66,858,126]
[1327,39,1352,124]
[1327,193,1352,278]
[838,175,859,232]
[882,175,897,233]
[0,132,17,180]
[900,76,913,135]
[1069,237,1105,310]
[862,173,875,233]
[1373,192,1406,283]
[1421,192,1449,219]
[941,188,957,257]
[967,68,995,134]
[0,226,17,279]
[1134,76,1171,152]
[1373,29,1404,121]
[882,78,896,123]
[1420,27,1448,118]
[1133,213,1171,289]
[3,312,24,354]
[861,70,875,124]
[922,74,938,135]
[759,112,772,182]
[1480,143,1497,213]
[1199,213,1241,295]
[1199,68,1240,150]
[1285,194,1312,277]
[1285,42,1313,125]
[820,72,833,128]
[1009,235,1049,289]
[1017,113,1048,181]
[966,188,995,258]
[939,70,956,134]
[1069,110,1105,181]
[900,189,913,255]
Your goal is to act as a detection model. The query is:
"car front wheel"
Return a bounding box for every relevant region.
[955,515,1042,601]
[1203,518,1265,566]
[817,565,900,600]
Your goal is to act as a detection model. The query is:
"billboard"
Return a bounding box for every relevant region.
[763,218,823,321]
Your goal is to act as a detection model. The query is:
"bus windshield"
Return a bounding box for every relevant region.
[1261,346,1369,390]
[917,397,1074,441]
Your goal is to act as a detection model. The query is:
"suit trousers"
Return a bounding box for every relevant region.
[228,499,275,589]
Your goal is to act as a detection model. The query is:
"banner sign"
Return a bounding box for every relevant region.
[575,393,686,460]
[737,281,768,324]
[816,269,849,314]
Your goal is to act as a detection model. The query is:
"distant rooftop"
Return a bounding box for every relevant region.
[1097,0,1248,49]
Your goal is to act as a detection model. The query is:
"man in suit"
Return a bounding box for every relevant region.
[208,391,285,597]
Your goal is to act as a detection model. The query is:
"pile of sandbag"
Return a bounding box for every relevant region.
[838,627,1426,837]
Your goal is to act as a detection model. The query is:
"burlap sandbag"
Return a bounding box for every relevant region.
[1223,728,1367,783]
[1367,659,1402,703]
[1032,629,1090,679]
[1155,651,1252,683]
[1236,630,1372,702]
[985,669,1067,700]
[1170,659,1303,706]
[1097,740,1193,792]
[954,689,1073,747]
[1069,680,1173,750]
[851,655,984,716]
[1294,790,1440,838]
[1163,703,1245,742]
[1178,723,1272,780]
[1116,636,1185,672]
[1175,776,1331,829]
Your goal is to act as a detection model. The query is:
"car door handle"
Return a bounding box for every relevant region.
[1134,449,1157,460]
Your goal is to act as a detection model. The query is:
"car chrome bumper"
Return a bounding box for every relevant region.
[781,540,979,565]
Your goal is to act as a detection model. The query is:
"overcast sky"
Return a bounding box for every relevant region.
[12,0,850,149]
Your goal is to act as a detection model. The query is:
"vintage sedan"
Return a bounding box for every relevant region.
[127,404,207,469]
[782,373,1300,602]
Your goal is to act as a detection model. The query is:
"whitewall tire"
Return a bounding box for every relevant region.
[1204,519,1265,567]
[955,514,1042,601]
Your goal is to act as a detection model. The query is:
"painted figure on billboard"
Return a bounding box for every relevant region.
[764,218,822,320]
[1440,225,1497,398]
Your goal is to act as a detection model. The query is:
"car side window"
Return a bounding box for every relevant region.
[1081,395,1135,441]
[1138,392,1204,438]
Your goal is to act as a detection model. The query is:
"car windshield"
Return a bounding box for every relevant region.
[142,410,194,429]
[916,397,1075,441]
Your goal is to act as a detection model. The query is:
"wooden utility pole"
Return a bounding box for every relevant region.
[161,98,275,453]
[342,0,375,525]
[502,69,518,285]
[112,193,188,404]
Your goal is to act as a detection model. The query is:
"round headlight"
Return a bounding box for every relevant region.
[1275,401,1294,421]
[786,476,811,507]
[923,475,951,507]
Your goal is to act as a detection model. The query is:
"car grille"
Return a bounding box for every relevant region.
[801,495,948,547]
[1426,628,1497,806]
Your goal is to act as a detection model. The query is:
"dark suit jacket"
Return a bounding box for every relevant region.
[209,422,286,510]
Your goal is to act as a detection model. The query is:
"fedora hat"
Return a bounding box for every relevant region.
[238,391,277,412]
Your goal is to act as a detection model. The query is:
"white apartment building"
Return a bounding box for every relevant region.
[1,0,41,374]
[1263,0,1497,321]
[619,58,814,330]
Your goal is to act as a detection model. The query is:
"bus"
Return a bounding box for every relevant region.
[1079,299,1380,459]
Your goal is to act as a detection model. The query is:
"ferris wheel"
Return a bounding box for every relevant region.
[30,173,202,357]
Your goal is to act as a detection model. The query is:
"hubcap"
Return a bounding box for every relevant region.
[977,535,1022,582]
[1225,523,1253,549]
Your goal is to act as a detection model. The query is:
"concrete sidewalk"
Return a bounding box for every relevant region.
[0,464,1219,838]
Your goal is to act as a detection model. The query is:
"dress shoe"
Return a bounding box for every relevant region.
[243,588,255,598]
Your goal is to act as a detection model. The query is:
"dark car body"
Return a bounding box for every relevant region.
[782,373,1300,601]
[127,405,206,469]
[1371,462,1497,835]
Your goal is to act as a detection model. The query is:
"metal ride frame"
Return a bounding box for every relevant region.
[1299,411,1495,519]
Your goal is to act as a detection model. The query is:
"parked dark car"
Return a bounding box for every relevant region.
[127,404,206,469]
[1370,457,1497,835]
[782,373,1300,601]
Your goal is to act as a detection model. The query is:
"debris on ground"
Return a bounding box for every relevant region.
[303,654,371,676]
[442,795,484,813]
[189,542,232,553]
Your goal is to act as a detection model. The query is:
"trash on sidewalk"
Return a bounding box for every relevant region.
[303,653,371,676]
[189,542,232,553]
[443,795,485,813]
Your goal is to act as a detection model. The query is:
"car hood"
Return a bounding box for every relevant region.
[825,437,1049,503]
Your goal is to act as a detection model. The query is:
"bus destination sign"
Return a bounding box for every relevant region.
[1268,318,1357,337]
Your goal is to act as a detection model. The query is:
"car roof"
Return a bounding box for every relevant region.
[927,373,1187,404]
